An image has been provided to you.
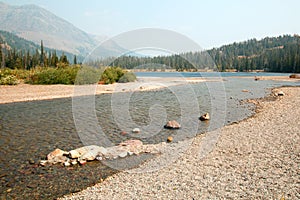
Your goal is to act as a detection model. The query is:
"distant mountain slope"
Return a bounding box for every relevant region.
[0,30,78,62]
[0,2,97,55]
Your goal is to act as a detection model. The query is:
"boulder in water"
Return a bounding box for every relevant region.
[132,128,140,133]
[199,113,210,121]
[164,120,181,129]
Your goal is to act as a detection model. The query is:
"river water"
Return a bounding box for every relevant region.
[0,72,299,199]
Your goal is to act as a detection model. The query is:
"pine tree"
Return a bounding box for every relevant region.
[73,55,77,65]
[40,40,44,66]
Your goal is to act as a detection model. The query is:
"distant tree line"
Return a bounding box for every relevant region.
[0,40,78,69]
[1,32,299,73]
[0,30,79,69]
[94,35,300,73]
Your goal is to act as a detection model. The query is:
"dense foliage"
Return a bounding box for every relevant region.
[97,35,300,73]
[207,34,300,72]
[0,66,136,85]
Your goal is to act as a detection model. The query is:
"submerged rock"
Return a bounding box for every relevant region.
[164,120,181,129]
[199,113,210,121]
[132,128,140,133]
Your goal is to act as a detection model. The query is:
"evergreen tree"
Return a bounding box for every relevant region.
[40,40,44,66]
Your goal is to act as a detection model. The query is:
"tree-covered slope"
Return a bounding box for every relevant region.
[101,35,300,73]
[207,34,300,72]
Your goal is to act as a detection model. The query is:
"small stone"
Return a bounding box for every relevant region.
[71,160,78,165]
[120,131,127,136]
[96,156,103,161]
[28,159,35,165]
[167,136,173,143]
[128,151,134,156]
[6,188,12,193]
[289,74,300,79]
[132,128,140,133]
[47,148,68,160]
[199,113,210,121]
[69,150,81,159]
[242,89,249,92]
[277,91,285,96]
[64,161,71,167]
[164,120,181,129]
[118,151,128,158]
[39,160,48,166]
[79,160,87,165]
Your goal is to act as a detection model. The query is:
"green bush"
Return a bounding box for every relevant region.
[0,69,20,85]
[26,66,80,85]
[0,65,136,85]
[118,72,137,83]
[0,75,19,85]
[100,67,124,84]
[74,66,102,85]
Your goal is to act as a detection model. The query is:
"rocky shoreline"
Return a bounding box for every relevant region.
[60,86,300,199]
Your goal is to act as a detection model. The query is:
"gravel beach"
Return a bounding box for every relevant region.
[60,87,300,199]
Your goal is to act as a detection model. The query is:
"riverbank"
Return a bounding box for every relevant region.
[0,75,297,104]
[0,77,209,104]
[61,86,300,199]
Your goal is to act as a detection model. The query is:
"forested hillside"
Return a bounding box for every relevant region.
[100,35,300,73]
[208,34,300,72]
[0,30,80,69]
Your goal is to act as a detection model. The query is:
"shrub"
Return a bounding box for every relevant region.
[100,67,124,84]
[0,69,20,85]
[74,66,102,85]
[118,72,137,83]
[0,75,19,85]
[26,66,80,85]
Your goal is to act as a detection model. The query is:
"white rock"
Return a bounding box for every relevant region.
[69,150,81,159]
[64,161,71,167]
[71,160,78,165]
[277,91,285,96]
[118,151,128,158]
[132,128,140,133]
[40,160,48,166]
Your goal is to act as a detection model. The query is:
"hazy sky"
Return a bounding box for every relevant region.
[2,0,300,49]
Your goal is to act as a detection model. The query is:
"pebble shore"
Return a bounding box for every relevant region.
[61,87,300,199]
